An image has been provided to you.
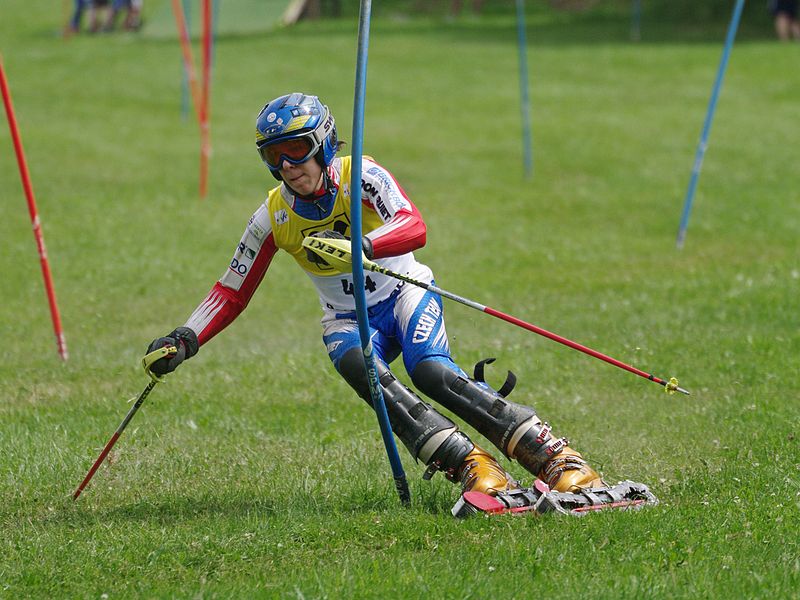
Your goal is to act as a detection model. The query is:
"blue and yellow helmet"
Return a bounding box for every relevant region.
[255,93,338,180]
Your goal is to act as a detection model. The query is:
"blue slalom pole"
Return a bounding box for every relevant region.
[515,0,533,178]
[676,0,745,249]
[350,0,411,505]
[630,0,642,41]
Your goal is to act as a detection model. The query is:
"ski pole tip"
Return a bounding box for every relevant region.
[665,377,690,396]
[395,475,412,506]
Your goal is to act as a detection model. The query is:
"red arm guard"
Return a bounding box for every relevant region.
[362,160,428,261]
[186,233,277,346]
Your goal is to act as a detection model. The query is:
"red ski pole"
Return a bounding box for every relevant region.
[73,346,177,500]
[1,56,68,361]
[303,236,690,395]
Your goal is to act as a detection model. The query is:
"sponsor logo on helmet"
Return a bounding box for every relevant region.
[284,115,312,133]
[263,124,283,136]
[267,112,277,123]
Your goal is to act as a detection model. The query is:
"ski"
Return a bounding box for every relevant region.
[452,479,658,518]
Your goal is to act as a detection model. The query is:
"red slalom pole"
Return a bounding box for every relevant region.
[199,0,212,199]
[1,57,68,361]
[171,0,202,125]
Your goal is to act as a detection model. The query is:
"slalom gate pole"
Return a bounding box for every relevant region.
[350,0,411,505]
[199,0,212,199]
[171,0,202,124]
[515,0,533,178]
[676,0,745,249]
[1,56,68,361]
[179,0,191,120]
[631,0,642,41]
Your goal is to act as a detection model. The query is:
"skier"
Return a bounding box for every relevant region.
[146,93,611,502]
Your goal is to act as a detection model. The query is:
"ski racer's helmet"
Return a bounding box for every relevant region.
[255,93,338,181]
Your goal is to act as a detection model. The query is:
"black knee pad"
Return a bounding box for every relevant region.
[411,359,538,458]
[337,348,463,462]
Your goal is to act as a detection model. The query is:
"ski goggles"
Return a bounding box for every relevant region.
[259,135,319,169]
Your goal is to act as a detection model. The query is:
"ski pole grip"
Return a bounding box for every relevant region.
[142,345,178,382]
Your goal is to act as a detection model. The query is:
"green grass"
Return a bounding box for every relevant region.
[2,1,799,598]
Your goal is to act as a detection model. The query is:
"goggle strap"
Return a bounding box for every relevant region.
[310,107,333,148]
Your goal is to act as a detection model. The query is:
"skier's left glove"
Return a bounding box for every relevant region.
[145,326,199,378]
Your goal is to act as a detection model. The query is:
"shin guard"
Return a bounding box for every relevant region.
[338,348,473,472]
[412,360,551,461]
[412,359,601,489]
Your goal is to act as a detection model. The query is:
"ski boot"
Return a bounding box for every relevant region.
[446,444,521,517]
[462,422,658,518]
[457,444,520,496]
[539,445,606,492]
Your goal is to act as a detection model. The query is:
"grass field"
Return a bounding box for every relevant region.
[2,1,799,597]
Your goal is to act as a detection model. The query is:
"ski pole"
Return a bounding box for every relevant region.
[302,237,690,396]
[72,346,176,500]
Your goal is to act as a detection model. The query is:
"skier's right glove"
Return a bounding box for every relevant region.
[306,230,344,266]
[305,229,373,266]
[145,326,199,378]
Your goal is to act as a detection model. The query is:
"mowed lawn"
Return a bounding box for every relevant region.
[1,1,798,597]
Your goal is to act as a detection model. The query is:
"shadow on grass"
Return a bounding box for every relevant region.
[43,493,280,528]
[43,484,458,528]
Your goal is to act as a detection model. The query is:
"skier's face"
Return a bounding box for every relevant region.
[280,157,324,197]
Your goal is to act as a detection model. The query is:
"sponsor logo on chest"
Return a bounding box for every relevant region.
[274,209,289,225]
